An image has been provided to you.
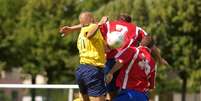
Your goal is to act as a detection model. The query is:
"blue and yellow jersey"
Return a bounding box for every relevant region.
[77,24,106,67]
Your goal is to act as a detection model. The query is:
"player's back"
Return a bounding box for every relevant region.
[100,20,137,59]
[116,46,155,92]
[129,47,155,92]
[77,24,106,67]
[109,20,136,50]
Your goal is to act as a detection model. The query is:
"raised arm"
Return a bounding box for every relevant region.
[86,16,108,38]
[59,24,82,37]
[152,45,168,65]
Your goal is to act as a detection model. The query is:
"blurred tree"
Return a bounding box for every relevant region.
[0,0,112,100]
[95,0,201,93]
[0,0,200,100]
[14,0,80,100]
[0,0,26,70]
[151,1,201,100]
[147,0,201,93]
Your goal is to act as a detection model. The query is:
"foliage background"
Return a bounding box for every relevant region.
[0,0,200,98]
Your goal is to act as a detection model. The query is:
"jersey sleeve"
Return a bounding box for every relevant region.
[116,48,136,64]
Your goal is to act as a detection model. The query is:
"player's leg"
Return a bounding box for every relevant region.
[82,64,106,101]
[89,96,105,101]
[112,90,132,101]
[113,89,148,101]
[75,64,90,101]
[80,94,90,101]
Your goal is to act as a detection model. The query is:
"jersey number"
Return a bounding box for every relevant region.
[138,53,151,75]
[79,37,86,50]
[112,24,128,35]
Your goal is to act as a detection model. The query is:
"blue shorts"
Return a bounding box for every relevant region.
[113,89,148,101]
[104,58,119,92]
[75,64,106,96]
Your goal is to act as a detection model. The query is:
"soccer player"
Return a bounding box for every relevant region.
[100,14,137,100]
[60,12,108,101]
[100,14,167,100]
[106,36,156,101]
[101,14,167,65]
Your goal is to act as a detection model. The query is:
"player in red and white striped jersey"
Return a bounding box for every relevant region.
[100,14,166,100]
[100,14,147,58]
[106,36,156,101]
[100,14,149,100]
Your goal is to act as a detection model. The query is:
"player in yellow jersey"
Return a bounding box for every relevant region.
[60,12,108,101]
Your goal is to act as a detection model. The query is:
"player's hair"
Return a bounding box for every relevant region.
[117,13,132,23]
[79,11,95,24]
[141,35,155,48]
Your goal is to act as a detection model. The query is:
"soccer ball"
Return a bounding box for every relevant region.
[107,32,124,49]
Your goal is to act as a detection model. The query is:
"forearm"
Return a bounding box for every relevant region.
[152,46,169,65]
[152,46,162,61]
[68,24,82,31]
[109,61,123,74]
[60,24,82,36]
[86,24,99,38]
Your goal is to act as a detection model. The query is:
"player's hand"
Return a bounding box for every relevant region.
[98,16,108,25]
[105,72,113,84]
[59,26,71,36]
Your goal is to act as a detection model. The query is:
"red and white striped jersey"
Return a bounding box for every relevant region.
[100,20,148,59]
[115,46,156,92]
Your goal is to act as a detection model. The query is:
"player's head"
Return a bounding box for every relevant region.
[117,13,132,23]
[79,11,95,25]
[140,35,155,48]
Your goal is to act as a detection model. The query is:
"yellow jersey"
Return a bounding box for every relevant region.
[77,24,106,67]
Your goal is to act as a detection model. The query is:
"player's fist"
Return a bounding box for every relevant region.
[59,26,71,36]
[98,16,108,25]
[105,72,113,84]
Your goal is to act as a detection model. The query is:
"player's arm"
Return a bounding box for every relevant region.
[138,28,168,65]
[59,24,82,37]
[152,46,168,65]
[106,48,134,83]
[149,70,156,89]
[86,16,108,38]
[106,61,123,84]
